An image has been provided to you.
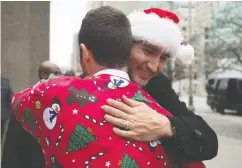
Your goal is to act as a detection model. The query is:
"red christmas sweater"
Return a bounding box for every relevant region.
[12,71,204,168]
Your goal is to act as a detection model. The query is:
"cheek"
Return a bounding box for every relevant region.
[130,49,147,68]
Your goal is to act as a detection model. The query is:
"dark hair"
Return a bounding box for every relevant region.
[78,6,132,68]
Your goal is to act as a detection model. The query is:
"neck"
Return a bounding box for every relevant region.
[86,65,127,76]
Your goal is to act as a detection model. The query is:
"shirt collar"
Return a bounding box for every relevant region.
[94,69,130,81]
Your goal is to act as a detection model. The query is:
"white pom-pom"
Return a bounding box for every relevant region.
[176,44,195,67]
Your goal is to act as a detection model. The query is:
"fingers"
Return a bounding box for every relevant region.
[104,115,131,129]
[122,95,141,107]
[106,98,134,114]
[102,105,129,120]
[113,127,137,139]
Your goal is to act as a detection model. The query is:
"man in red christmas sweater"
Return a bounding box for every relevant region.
[12,6,179,168]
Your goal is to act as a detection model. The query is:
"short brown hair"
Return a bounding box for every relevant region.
[78,6,132,68]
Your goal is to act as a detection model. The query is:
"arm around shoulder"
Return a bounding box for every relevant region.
[145,73,218,161]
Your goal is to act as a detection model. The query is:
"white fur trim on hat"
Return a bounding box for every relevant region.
[176,44,195,67]
[128,11,183,58]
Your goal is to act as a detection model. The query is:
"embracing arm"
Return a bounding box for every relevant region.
[144,73,218,161]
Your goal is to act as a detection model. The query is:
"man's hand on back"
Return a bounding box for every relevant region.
[102,95,174,141]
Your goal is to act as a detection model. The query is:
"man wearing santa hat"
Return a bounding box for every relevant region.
[12,6,195,168]
[103,8,218,166]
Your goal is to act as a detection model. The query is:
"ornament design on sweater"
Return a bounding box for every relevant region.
[35,100,41,110]
[125,141,145,152]
[84,152,105,168]
[43,98,62,130]
[84,114,107,126]
[66,86,97,108]
[119,153,139,168]
[66,124,96,154]
[24,108,36,130]
[131,90,152,104]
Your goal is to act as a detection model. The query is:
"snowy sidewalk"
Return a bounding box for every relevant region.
[179,95,212,114]
[179,95,242,168]
[204,135,242,168]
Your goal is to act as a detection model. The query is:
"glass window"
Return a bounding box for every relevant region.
[218,79,229,89]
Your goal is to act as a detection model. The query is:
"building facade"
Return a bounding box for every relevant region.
[1,1,50,92]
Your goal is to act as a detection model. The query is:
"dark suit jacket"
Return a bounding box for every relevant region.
[2,73,218,168]
[2,116,45,168]
[144,73,218,161]
[1,77,13,120]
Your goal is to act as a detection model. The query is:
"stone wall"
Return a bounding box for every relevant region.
[1,1,50,92]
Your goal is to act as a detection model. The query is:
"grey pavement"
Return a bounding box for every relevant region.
[180,96,242,168]
[200,113,242,168]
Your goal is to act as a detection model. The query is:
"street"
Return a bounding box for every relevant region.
[180,96,242,168]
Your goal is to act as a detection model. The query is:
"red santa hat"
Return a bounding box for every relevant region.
[128,8,194,67]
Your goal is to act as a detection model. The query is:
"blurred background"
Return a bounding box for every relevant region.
[1,1,242,167]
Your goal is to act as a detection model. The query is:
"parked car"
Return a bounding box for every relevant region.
[206,77,242,115]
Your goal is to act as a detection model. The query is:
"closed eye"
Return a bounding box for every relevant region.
[143,48,154,55]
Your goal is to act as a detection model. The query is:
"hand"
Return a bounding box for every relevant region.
[101,95,174,141]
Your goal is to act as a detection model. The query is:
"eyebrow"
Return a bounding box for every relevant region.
[143,43,160,53]
[143,43,171,58]
[134,40,171,58]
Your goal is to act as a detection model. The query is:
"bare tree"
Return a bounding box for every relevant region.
[205,2,242,74]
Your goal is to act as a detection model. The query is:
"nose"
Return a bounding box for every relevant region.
[147,58,160,73]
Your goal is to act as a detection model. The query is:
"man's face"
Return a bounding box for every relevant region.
[41,67,62,80]
[129,42,170,86]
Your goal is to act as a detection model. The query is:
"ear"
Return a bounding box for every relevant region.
[80,43,92,63]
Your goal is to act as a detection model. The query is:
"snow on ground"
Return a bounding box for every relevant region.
[172,77,212,113]
[172,77,207,97]
[172,77,210,113]
[179,95,212,114]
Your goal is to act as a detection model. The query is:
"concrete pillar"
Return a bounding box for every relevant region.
[1,1,50,92]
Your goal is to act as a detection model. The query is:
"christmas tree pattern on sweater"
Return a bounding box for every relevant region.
[131,90,152,104]
[66,124,96,154]
[24,108,36,130]
[120,153,139,168]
